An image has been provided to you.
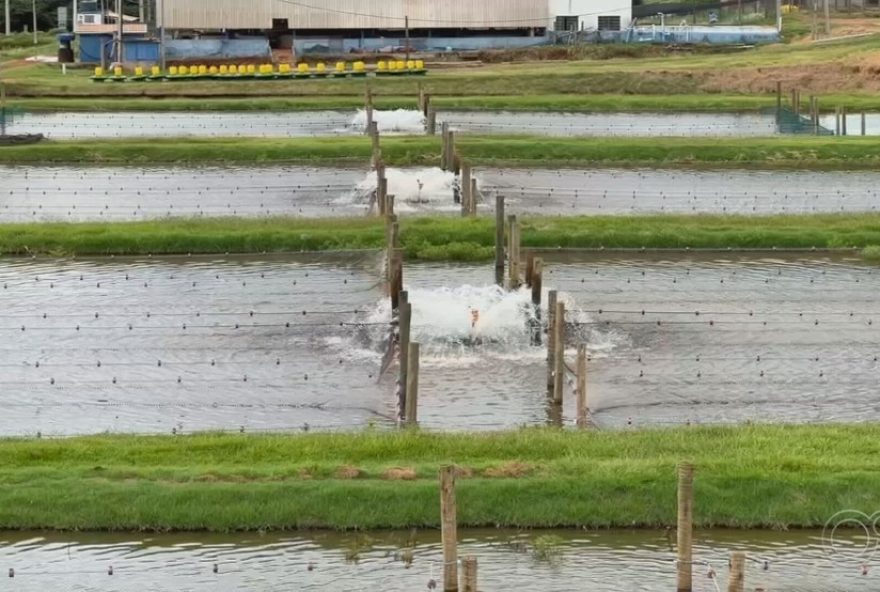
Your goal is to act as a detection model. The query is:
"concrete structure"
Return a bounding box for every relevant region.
[160,0,632,34]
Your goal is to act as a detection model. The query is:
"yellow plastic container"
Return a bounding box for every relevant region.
[219,65,228,74]
[168,66,178,76]
[179,65,189,75]
[228,65,237,74]
[113,66,123,77]
[353,61,365,72]
[209,65,218,74]
[239,64,249,74]
[151,65,161,76]
[198,65,208,75]
[406,60,415,70]
[335,61,346,73]
[316,62,326,73]
[94,66,105,77]
[297,63,309,73]
[279,63,291,74]
[387,61,396,71]
[246,64,256,74]
[415,59,425,70]
[396,60,405,70]
[134,66,144,76]
[377,60,387,71]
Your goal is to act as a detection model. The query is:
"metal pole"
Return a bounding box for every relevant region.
[139,0,144,23]
[32,0,37,44]
[824,0,831,35]
[159,0,166,70]
[4,0,10,35]
[776,0,782,32]
[405,15,410,63]
[116,0,124,64]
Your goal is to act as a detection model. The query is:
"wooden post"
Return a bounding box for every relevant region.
[398,296,411,423]
[531,259,543,308]
[440,122,450,170]
[0,84,6,137]
[727,551,745,592]
[835,107,841,136]
[469,178,478,216]
[546,290,557,397]
[418,83,425,113]
[378,176,388,217]
[677,462,695,592]
[440,466,459,592]
[422,92,431,117]
[790,88,798,116]
[530,258,543,346]
[813,96,820,134]
[862,111,867,136]
[370,121,380,167]
[775,81,782,121]
[553,301,565,405]
[405,342,419,425]
[576,344,588,428]
[461,556,477,592]
[507,215,520,290]
[386,213,398,286]
[446,131,456,172]
[461,164,472,218]
[365,84,374,136]
[525,252,535,287]
[494,196,505,287]
[842,105,848,136]
[427,105,437,136]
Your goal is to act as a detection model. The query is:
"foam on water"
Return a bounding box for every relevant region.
[342,167,463,212]
[349,109,426,134]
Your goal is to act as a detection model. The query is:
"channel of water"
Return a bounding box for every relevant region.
[6,110,783,139]
[1,252,877,437]
[3,165,880,222]
[0,528,872,592]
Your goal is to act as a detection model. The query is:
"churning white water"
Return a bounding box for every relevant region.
[349,109,426,134]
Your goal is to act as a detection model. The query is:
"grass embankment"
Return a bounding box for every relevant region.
[0,426,876,531]
[2,214,879,259]
[4,135,880,169]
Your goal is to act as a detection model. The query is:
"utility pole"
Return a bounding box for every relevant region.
[159,0,166,70]
[824,0,831,35]
[4,0,10,35]
[116,0,124,64]
[32,0,37,44]
[405,15,410,63]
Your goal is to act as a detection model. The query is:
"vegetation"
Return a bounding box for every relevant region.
[1,214,878,258]
[4,135,880,169]
[0,425,876,531]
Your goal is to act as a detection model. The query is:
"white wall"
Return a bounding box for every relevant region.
[548,0,632,31]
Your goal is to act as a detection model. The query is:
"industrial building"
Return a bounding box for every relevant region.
[74,0,633,62]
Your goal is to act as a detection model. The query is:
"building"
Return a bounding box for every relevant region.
[73,0,634,62]
[158,0,633,55]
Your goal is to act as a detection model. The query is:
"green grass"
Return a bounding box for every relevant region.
[1,214,879,258]
[4,135,880,169]
[0,425,877,531]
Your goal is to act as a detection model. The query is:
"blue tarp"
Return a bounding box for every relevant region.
[166,38,271,60]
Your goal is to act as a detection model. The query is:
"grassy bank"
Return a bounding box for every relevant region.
[4,136,880,169]
[0,425,876,531]
[1,214,879,258]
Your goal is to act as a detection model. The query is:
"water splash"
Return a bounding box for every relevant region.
[342,167,462,212]
[349,109,426,134]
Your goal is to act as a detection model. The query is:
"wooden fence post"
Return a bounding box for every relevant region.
[440,122,450,170]
[365,84,374,136]
[461,556,477,592]
[461,163,472,218]
[494,196,505,286]
[440,466,459,592]
[775,81,782,121]
[427,105,437,136]
[727,551,745,592]
[525,252,535,288]
[835,106,841,136]
[530,258,543,346]
[677,462,695,592]
[862,111,867,136]
[507,215,520,290]
[469,178,478,216]
[546,290,557,396]
[553,301,565,405]
[842,105,848,136]
[576,344,588,428]
[398,294,411,423]
[405,342,419,425]
[422,92,431,117]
